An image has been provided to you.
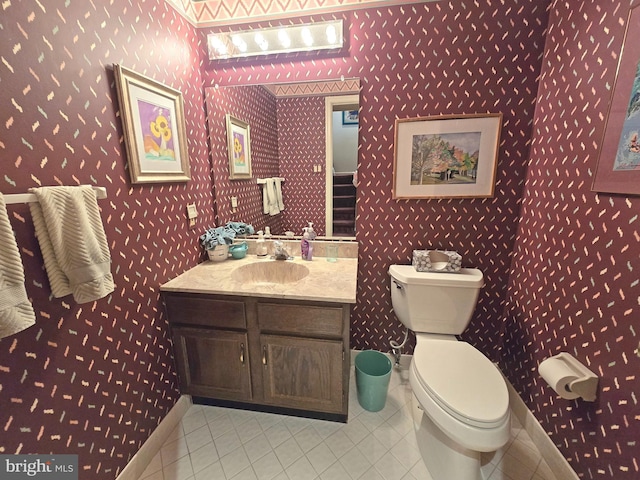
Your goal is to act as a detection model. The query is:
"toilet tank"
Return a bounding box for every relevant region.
[388,265,484,335]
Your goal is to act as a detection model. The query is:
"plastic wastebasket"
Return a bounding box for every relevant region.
[355,350,392,412]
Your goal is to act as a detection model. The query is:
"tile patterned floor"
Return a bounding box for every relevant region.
[138,365,558,480]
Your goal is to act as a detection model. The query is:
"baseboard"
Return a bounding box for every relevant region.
[505,382,579,480]
[116,395,192,480]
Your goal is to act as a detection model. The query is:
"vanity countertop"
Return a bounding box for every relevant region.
[161,256,358,304]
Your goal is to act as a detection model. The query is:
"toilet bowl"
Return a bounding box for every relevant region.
[388,265,511,480]
[410,335,510,452]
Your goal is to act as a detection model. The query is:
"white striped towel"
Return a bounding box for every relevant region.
[29,186,114,304]
[0,193,36,339]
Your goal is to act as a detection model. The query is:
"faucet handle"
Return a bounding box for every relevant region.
[273,240,291,260]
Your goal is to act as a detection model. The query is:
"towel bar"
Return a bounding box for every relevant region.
[257,178,285,184]
[2,186,107,205]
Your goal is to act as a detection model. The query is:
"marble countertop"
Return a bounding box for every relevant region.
[160,255,358,304]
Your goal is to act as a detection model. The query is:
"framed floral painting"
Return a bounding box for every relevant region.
[113,64,190,184]
[226,114,252,179]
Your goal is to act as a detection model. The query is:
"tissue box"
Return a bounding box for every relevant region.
[412,250,462,273]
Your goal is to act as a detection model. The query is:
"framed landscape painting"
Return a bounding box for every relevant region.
[113,64,190,184]
[393,113,502,199]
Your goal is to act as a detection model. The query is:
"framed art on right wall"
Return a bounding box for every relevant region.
[592,2,640,195]
[392,113,502,199]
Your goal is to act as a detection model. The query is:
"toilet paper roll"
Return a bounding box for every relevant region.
[538,355,581,400]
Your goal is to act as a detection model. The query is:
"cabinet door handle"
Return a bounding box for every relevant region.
[262,345,267,365]
[240,343,245,365]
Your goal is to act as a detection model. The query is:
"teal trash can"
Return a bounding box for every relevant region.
[355,350,392,412]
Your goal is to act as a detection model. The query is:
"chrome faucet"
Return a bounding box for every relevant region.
[272,240,293,260]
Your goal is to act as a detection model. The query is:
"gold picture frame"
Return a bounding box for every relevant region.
[393,113,502,199]
[226,114,252,180]
[113,64,190,184]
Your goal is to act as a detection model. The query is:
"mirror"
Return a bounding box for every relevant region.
[204,79,359,238]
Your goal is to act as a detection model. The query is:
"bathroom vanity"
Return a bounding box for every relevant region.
[160,250,357,422]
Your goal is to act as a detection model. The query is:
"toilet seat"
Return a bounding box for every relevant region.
[412,337,509,428]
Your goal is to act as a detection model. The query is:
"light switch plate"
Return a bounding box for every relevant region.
[231,196,238,208]
[186,203,198,229]
[186,203,198,219]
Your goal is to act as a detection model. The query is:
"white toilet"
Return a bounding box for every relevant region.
[389,264,510,480]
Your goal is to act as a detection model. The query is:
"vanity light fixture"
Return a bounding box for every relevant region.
[207,20,344,60]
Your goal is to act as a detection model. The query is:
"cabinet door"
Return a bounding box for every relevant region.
[260,334,344,413]
[172,326,252,401]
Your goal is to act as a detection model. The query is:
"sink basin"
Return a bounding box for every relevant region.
[232,261,310,284]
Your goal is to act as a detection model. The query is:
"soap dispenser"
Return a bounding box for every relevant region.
[301,227,310,260]
[307,222,316,261]
[301,222,316,261]
[256,230,268,258]
[307,222,317,240]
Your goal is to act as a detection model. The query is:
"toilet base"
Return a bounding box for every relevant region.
[411,394,483,480]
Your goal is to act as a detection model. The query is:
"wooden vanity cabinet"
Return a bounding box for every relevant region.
[258,302,346,414]
[171,327,252,401]
[163,292,350,421]
[165,295,252,401]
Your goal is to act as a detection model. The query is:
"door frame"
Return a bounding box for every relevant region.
[325,94,359,237]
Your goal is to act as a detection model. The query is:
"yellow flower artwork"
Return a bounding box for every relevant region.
[139,101,176,161]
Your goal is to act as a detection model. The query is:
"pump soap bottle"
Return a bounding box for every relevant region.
[302,222,316,260]
[256,231,268,258]
[301,228,310,260]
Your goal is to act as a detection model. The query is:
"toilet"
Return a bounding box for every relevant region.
[389,264,510,480]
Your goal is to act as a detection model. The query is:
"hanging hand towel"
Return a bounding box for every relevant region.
[262,179,271,214]
[0,193,36,338]
[29,186,114,304]
[274,178,285,211]
[265,178,280,216]
[262,183,270,214]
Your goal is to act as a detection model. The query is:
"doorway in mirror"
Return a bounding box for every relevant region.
[332,173,356,236]
[326,94,359,237]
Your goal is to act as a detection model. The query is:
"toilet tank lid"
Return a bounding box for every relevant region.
[389,265,484,288]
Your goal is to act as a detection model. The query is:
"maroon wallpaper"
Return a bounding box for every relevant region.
[3,0,639,478]
[501,0,640,477]
[277,96,327,236]
[0,1,212,478]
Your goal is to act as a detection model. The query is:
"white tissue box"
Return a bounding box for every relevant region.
[413,250,462,273]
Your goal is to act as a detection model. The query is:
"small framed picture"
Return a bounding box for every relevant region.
[113,64,190,184]
[342,110,359,125]
[393,113,502,199]
[226,114,252,180]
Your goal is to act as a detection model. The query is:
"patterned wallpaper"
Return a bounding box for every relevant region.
[2,0,638,478]
[277,96,328,236]
[0,0,212,478]
[502,0,640,477]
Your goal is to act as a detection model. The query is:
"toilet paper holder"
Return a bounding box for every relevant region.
[538,352,599,402]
